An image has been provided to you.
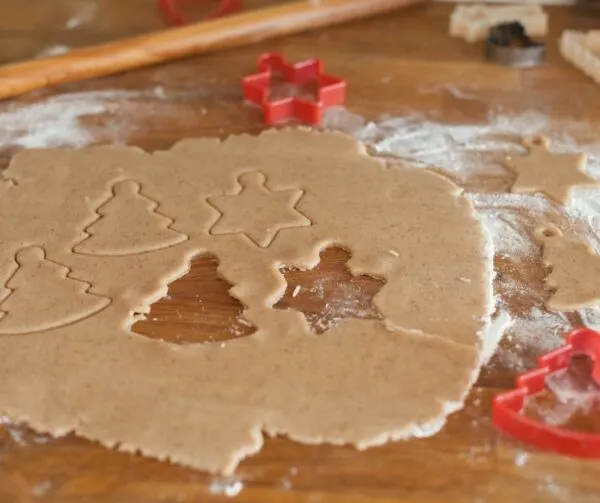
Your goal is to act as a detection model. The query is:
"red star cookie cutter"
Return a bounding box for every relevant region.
[157,0,242,25]
[493,327,600,458]
[242,52,346,126]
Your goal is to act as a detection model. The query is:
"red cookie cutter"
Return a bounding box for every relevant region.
[493,327,600,458]
[157,0,242,25]
[242,52,346,126]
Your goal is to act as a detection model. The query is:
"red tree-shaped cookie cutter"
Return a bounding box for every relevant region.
[157,0,242,25]
[493,327,600,457]
[242,52,346,126]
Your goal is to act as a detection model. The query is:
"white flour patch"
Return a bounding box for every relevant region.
[499,307,571,372]
[0,88,168,150]
[323,106,600,370]
[579,305,600,331]
[306,279,373,333]
[209,478,244,498]
[419,83,479,101]
[514,450,529,467]
[65,0,98,29]
[478,208,541,258]
[539,475,570,501]
[31,481,52,497]
[35,45,71,58]
[0,416,53,445]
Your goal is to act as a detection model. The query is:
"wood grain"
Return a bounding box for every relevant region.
[1,1,600,502]
[0,0,420,101]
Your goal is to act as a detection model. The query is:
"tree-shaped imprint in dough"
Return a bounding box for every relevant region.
[207,171,311,248]
[0,246,110,334]
[505,136,600,205]
[536,226,600,311]
[75,180,188,256]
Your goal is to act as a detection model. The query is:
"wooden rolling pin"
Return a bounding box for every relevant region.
[0,0,420,101]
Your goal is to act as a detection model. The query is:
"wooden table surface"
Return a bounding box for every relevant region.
[1,1,600,502]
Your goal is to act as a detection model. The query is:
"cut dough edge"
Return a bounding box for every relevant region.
[0,205,503,476]
[0,128,505,474]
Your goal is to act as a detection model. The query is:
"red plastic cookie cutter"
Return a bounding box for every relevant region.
[242,52,346,126]
[157,0,242,25]
[493,327,600,458]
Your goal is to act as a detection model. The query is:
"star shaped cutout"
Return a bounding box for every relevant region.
[207,171,311,248]
[242,52,346,125]
[505,136,600,205]
[275,247,385,334]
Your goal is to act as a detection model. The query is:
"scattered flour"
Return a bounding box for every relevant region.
[305,278,375,333]
[35,45,71,59]
[539,475,570,501]
[420,83,478,101]
[31,481,52,497]
[0,416,53,445]
[324,105,600,491]
[64,0,98,29]
[0,86,597,486]
[514,450,529,467]
[0,88,167,150]
[209,478,244,498]
[323,106,600,371]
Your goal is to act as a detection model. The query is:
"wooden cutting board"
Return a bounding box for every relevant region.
[1,2,600,502]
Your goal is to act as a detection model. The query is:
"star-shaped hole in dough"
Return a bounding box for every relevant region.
[207,171,311,248]
[505,136,600,205]
[275,247,385,334]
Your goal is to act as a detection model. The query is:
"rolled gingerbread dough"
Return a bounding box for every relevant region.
[0,129,495,474]
[536,226,600,311]
[505,136,600,206]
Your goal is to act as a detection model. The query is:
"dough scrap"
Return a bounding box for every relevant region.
[0,129,494,474]
[536,225,600,311]
[505,136,600,205]
[560,30,600,87]
[449,4,548,44]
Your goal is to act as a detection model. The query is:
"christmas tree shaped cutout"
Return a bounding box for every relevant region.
[0,246,110,334]
[75,180,187,256]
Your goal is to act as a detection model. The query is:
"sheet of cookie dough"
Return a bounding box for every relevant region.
[0,129,495,473]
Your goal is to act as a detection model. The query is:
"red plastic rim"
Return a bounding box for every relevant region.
[157,0,242,25]
[493,328,600,458]
[241,52,347,126]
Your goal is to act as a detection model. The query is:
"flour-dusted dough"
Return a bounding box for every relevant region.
[505,136,600,206]
[0,129,494,474]
[535,226,600,311]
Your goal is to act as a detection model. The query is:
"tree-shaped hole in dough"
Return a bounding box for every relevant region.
[132,253,256,344]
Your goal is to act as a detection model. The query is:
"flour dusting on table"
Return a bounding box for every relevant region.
[3,88,597,375]
[0,88,168,150]
[35,44,72,58]
[64,0,98,29]
[0,83,597,499]
[324,106,600,372]
[209,478,244,498]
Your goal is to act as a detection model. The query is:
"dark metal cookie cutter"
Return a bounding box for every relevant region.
[485,21,545,68]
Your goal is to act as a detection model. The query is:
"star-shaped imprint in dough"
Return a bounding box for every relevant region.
[207,171,311,247]
[505,136,600,205]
